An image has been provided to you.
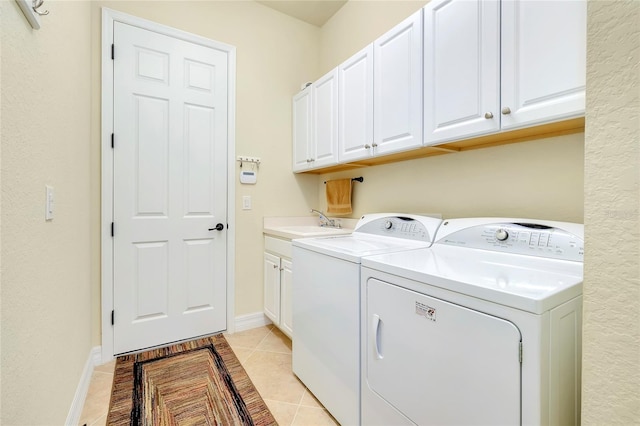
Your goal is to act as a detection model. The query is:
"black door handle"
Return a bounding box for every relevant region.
[208,223,224,231]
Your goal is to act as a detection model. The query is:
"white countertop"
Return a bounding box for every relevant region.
[263,216,357,240]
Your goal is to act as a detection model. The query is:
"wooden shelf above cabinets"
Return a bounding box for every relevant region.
[299,117,585,174]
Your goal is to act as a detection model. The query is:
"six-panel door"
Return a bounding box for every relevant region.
[113,22,228,354]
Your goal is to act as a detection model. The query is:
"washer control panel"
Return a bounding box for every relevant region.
[437,221,584,261]
[355,214,442,243]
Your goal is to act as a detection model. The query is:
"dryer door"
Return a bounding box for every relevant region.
[365,278,522,425]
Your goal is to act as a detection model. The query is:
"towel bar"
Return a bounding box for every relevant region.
[324,177,363,184]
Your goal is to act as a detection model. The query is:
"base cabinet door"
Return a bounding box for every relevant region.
[263,243,293,339]
[263,252,281,324]
[280,259,294,337]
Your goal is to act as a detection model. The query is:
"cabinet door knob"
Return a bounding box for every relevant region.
[484,112,494,119]
[372,142,378,147]
[273,264,278,269]
[364,144,371,149]
[501,107,512,115]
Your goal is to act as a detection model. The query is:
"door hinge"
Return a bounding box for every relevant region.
[111,222,114,237]
[111,310,115,325]
[111,44,115,60]
[519,341,523,364]
[111,133,114,149]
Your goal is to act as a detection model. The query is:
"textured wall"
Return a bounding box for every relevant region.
[0,1,92,423]
[318,133,584,222]
[320,0,427,75]
[583,1,640,423]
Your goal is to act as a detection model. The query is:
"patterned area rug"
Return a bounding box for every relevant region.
[107,334,277,425]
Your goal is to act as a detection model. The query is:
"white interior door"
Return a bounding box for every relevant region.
[112,21,228,354]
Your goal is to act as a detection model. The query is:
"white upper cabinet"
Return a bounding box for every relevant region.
[424,0,500,144]
[292,87,313,171]
[374,9,424,156]
[338,44,374,163]
[292,70,339,173]
[424,0,586,144]
[500,0,586,130]
[312,69,339,169]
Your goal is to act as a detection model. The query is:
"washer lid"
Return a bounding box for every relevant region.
[361,245,583,314]
[292,213,442,263]
[293,233,431,263]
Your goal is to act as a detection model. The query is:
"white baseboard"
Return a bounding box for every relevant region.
[66,346,101,426]
[234,312,272,333]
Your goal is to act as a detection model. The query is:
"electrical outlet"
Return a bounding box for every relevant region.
[242,195,252,210]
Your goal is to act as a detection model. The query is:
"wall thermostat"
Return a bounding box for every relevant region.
[240,170,257,184]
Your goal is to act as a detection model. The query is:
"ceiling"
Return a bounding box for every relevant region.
[256,1,348,27]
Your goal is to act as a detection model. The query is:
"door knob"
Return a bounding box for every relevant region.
[209,223,224,231]
[501,107,511,115]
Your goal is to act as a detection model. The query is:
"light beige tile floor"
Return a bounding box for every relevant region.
[79,325,339,426]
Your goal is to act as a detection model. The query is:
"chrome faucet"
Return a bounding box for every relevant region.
[311,209,340,228]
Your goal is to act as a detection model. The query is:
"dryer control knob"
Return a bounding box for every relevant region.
[384,220,393,230]
[495,229,509,241]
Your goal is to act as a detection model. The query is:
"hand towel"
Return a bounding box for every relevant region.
[326,178,353,215]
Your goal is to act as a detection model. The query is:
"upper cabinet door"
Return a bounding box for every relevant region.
[292,88,313,172]
[374,10,424,155]
[311,69,339,170]
[338,44,374,163]
[500,0,586,130]
[423,0,500,145]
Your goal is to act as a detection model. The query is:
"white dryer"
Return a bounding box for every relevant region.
[360,218,584,426]
[292,213,442,426]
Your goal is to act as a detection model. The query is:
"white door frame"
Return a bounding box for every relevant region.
[101,8,236,362]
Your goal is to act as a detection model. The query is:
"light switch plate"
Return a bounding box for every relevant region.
[45,185,54,220]
[242,195,252,210]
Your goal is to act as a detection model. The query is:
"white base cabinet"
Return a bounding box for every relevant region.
[264,236,294,338]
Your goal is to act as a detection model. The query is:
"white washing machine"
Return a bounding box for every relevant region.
[292,213,442,426]
[360,218,584,426]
